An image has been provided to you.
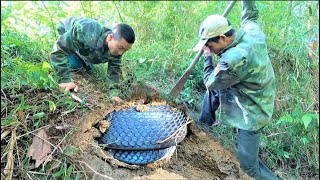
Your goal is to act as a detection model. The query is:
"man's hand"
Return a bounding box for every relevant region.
[202,46,212,57]
[59,82,79,93]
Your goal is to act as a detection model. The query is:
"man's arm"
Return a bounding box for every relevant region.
[203,57,240,90]
[50,18,102,92]
[203,47,248,91]
[241,1,259,27]
[50,23,82,84]
[107,57,122,83]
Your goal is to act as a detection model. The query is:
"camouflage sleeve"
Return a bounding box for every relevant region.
[204,49,248,90]
[240,1,259,27]
[50,18,102,83]
[204,60,240,90]
[107,57,122,84]
[203,56,214,82]
[50,25,82,83]
[50,31,81,83]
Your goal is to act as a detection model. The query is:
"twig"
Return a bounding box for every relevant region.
[28,171,50,175]
[26,172,32,180]
[55,124,75,130]
[79,161,113,180]
[61,106,77,116]
[1,89,11,118]
[1,130,11,141]
[157,120,191,144]
[43,130,73,165]
[71,93,84,104]
[17,125,50,139]
[266,132,287,137]
[40,1,56,38]
[15,138,22,172]
[112,1,124,22]
[1,89,13,105]
[71,93,95,111]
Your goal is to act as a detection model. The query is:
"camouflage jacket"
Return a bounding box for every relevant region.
[203,1,276,131]
[50,17,122,83]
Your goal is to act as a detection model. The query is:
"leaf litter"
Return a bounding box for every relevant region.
[27,129,52,168]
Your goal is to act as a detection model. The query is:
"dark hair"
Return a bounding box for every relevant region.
[112,23,135,44]
[207,20,234,43]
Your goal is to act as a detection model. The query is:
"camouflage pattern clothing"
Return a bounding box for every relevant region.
[202,1,276,131]
[50,17,122,83]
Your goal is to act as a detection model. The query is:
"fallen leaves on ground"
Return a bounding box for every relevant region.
[27,129,52,168]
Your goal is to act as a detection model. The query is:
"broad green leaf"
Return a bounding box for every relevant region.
[75,172,81,180]
[277,114,294,124]
[33,121,41,127]
[53,168,64,178]
[310,113,319,127]
[301,137,308,145]
[19,105,33,110]
[46,100,56,112]
[1,118,18,126]
[1,78,7,88]
[139,58,146,63]
[66,165,73,177]
[42,61,52,71]
[283,151,290,159]
[301,114,313,129]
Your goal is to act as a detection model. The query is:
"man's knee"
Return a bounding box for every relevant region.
[67,55,84,71]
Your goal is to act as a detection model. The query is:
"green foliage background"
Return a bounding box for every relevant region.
[1,1,319,179]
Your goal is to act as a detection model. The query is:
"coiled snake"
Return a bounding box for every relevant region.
[99,105,188,165]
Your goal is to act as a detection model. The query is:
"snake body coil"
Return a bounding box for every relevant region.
[99,105,188,165]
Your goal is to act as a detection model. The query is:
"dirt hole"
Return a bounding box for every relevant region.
[66,81,252,180]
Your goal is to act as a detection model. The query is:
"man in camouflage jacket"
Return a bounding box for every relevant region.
[50,17,135,92]
[193,1,278,179]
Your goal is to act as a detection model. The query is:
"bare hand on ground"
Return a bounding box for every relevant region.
[59,82,79,93]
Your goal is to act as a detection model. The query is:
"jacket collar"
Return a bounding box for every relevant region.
[97,27,111,49]
[217,28,245,56]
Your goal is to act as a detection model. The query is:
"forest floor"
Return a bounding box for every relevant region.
[53,71,253,180]
[1,70,253,180]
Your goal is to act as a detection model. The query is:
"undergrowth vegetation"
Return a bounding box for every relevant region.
[1,1,319,180]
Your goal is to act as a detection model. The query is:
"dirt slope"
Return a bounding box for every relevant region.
[62,72,252,180]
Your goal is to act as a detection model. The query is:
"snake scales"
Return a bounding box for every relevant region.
[99,105,188,165]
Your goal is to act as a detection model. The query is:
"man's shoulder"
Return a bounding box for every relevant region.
[63,17,100,27]
[221,46,248,65]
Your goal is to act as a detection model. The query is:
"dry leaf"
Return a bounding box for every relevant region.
[4,129,16,180]
[27,129,52,168]
[17,109,24,121]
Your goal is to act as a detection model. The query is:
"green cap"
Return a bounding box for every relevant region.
[193,15,232,51]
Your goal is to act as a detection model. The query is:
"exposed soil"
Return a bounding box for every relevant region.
[59,71,253,180]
